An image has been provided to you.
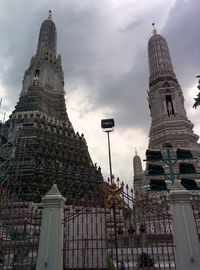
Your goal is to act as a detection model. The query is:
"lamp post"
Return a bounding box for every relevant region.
[101,118,115,182]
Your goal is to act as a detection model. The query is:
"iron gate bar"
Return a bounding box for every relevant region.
[62,183,178,269]
[2,183,199,269]
[0,190,42,269]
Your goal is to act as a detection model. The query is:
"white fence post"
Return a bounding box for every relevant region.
[169,181,200,270]
[36,184,66,270]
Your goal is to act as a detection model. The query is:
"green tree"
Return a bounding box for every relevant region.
[107,256,116,270]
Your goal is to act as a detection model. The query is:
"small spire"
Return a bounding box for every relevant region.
[48,10,52,20]
[152,22,157,35]
[135,147,138,155]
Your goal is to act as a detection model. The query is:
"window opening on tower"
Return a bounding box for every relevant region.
[35,69,40,77]
[32,69,40,86]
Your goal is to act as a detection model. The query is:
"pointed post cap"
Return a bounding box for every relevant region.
[46,184,61,196]
[42,184,66,206]
[169,180,192,203]
[171,180,185,191]
[48,10,52,20]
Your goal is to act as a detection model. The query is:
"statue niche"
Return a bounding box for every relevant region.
[166,94,175,116]
[32,69,40,86]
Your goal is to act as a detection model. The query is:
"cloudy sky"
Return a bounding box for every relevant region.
[0,0,200,187]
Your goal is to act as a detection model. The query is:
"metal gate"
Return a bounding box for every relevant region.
[1,182,200,269]
[0,188,42,269]
[63,182,176,269]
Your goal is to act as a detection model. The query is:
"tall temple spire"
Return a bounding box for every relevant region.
[133,151,143,197]
[20,12,65,119]
[147,30,199,150]
[36,11,57,57]
[3,13,103,202]
[148,28,174,79]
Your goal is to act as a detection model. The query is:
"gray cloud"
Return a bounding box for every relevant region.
[117,17,141,33]
[0,0,200,181]
[0,0,175,131]
[163,0,200,91]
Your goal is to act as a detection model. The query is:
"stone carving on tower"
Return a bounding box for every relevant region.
[1,11,103,202]
[147,25,199,150]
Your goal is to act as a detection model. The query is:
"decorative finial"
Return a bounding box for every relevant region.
[48,10,52,20]
[135,147,138,155]
[152,22,157,35]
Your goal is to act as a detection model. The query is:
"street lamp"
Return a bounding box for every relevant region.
[101,118,115,182]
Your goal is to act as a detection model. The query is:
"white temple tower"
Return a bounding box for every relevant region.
[133,150,144,196]
[147,26,199,150]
